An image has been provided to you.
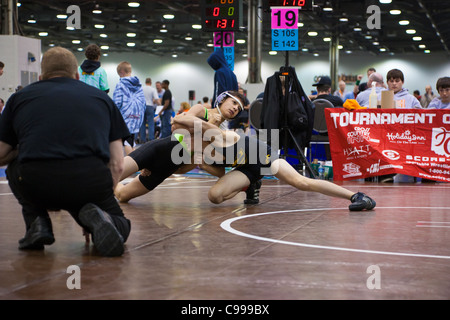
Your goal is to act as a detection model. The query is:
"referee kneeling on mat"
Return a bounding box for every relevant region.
[0,46,131,257]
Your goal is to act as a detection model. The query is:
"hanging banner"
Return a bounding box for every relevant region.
[325,108,450,182]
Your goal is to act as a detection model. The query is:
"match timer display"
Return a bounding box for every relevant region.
[201,0,242,31]
[268,0,313,10]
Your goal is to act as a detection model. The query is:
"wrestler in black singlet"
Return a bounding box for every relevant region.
[128,107,211,190]
[204,133,274,184]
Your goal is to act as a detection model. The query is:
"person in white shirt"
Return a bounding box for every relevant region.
[139,78,160,143]
[386,69,422,109]
[427,77,450,109]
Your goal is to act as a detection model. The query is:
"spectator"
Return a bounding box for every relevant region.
[139,77,159,143]
[311,76,344,107]
[177,101,191,115]
[413,90,422,101]
[420,85,437,108]
[158,79,173,138]
[78,44,109,93]
[113,61,146,155]
[207,48,238,108]
[427,77,450,109]
[354,67,377,94]
[155,81,164,101]
[202,96,212,109]
[0,61,4,76]
[334,80,351,101]
[0,97,4,113]
[386,69,422,109]
[356,72,385,107]
[0,47,131,256]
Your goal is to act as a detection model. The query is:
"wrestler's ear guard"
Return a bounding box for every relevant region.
[214,91,244,112]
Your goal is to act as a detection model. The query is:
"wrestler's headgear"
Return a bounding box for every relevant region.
[214,91,244,119]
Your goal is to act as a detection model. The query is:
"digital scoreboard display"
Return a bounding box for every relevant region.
[268,0,313,10]
[201,0,242,31]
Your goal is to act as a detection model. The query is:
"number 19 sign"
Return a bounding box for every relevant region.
[271,7,298,51]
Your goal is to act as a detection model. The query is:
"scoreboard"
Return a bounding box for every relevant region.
[201,0,242,31]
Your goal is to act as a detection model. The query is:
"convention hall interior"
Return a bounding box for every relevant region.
[0,0,449,303]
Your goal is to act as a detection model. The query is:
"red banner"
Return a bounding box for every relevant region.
[325,108,450,182]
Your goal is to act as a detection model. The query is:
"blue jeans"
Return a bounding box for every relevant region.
[139,105,155,142]
[160,108,173,138]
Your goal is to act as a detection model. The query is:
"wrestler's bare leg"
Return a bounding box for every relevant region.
[119,156,139,180]
[114,175,149,203]
[271,158,354,199]
[208,170,250,204]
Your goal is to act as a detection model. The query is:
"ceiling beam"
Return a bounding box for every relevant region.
[416,0,449,56]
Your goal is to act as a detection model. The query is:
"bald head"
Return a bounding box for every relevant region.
[40,47,78,80]
[368,72,384,87]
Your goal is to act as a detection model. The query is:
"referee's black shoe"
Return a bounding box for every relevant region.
[79,203,124,257]
[244,179,262,204]
[19,216,55,250]
[349,192,376,211]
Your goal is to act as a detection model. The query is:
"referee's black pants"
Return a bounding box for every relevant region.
[6,156,131,242]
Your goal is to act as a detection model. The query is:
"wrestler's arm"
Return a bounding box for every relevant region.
[172,113,237,148]
[199,163,226,177]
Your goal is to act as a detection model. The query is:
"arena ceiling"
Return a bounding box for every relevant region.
[9,0,450,58]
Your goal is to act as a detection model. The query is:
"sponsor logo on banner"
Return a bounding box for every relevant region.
[431,127,450,157]
[386,130,426,144]
[347,127,379,144]
[382,150,400,161]
[342,162,362,178]
[343,145,371,159]
[368,160,381,174]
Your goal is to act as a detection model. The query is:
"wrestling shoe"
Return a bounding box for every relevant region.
[19,216,55,250]
[79,203,124,257]
[244,179,262,204]
[349,192,376,211]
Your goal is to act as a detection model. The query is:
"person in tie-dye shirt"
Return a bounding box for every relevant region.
[113,61,146,155]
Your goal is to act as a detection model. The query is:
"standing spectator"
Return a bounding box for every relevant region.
[354,67,377,94]
[386,69,422,108]
[158,79,173,138]
[0,61,4,76]
[207,48,238,107]
[139,77,159,143]
[155,81,165,101]
[420,85,437,108]
[0,47,131,256]
[427,77,450,109]
[78,44,109,93]
[113,61,146,155]
[207,48,238,131]
[202,96,212,109]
